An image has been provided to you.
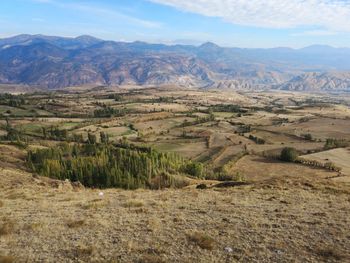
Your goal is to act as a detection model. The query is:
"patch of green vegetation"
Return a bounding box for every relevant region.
[15,123,45,134]
[60,122,83,130]
[94,105,128,118]
[0,106,33,117]
[280,147,299,162]
[248,134,266,144]
[212,112,235,118]
[152,142,181,152]
[27,142,203,189]
[324,138,349,150]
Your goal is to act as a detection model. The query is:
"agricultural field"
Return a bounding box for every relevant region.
[300,148,350,182]
[0,87,349,181]
[0,86,349,262]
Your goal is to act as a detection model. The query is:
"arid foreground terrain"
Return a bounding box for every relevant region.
[0,86,349,262]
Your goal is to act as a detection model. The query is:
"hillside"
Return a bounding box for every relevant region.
[278,72,350,91]
[1,35,350,90]
[0,87,350,262]
[0,144,349,263]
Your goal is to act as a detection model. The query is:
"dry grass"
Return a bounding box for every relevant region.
[123,199,145,208]
[0,166,349,262]
[23,222,43,231]
[0,255,15,263]
[67,219,86,228]
[0,220,15,236]
[80,199,107,210]
[187,232,216,250]
[70,244,95,260]
[317,247,347,261]
[5,191,28,200]
[139,254,165,263]
[0,200,3,207]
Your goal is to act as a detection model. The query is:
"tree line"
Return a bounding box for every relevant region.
[93,105,128,118]
[0,93,26,108]
[27,143,203,189]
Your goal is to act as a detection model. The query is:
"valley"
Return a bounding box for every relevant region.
[0,86,349,262]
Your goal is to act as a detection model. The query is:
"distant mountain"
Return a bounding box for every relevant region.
[278,72,350,91]
[0,34,102,50]
[0,34,350,91]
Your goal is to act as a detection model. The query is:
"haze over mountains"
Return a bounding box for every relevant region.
[0,34,350,91]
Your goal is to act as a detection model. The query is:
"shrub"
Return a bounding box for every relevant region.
[187,232,215,250]
[233,171,246,182]
[215,171,245,182]
[302,133,313,141]
[182,162,204,178]
[148,173,190,189]
[71,245,95,259]
[280,147,298,162]
[67,219,86,228]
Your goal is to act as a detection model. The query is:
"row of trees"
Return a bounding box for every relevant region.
[2,119,25,142]
[42,126,68,140]
[181,114,215,128]
[93,105,128,118]
[0,93,26,107]
[324,138,349,150]
[209,104,246,113]
[248,134,266,145]
[27,143,203,189]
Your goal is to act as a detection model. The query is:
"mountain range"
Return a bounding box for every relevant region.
[0,34,350,91]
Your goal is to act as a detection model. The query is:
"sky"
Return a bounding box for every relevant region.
[1,0,350,48]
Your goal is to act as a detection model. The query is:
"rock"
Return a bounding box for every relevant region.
[224,247,233,253]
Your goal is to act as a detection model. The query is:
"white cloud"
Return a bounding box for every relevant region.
[32,0,161,28]
[292,30,338,36]
[150,0,350,32]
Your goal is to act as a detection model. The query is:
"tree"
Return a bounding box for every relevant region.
[73,133,84,143]
[280,147,298,162]
[324,138,349,150]
[183,162,204,178]
[100,132,109,144]
[42,127,47,139]
[27,143,200,189]
[302,133,313,141]
[87,133,97,144]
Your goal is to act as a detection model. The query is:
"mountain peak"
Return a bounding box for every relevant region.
[199,42,220,49]
[75,35,100,41]
[300,44,336,52]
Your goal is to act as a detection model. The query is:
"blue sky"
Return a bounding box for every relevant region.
[1,0,350,48]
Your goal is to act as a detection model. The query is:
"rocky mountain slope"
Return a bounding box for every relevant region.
[278,72,350,91]
[0,34,350,90]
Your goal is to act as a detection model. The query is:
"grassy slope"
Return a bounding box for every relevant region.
[0,145,349,263]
